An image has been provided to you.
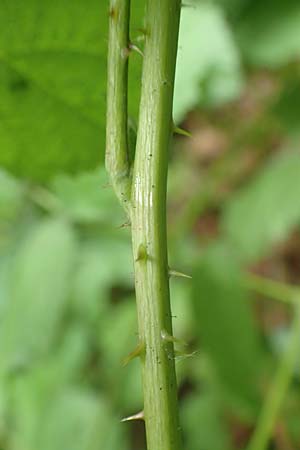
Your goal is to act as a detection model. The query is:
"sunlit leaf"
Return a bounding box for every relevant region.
[174,2,243,122]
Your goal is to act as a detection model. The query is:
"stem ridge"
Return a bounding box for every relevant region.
[106,1,182,449]
[131,1,182,449]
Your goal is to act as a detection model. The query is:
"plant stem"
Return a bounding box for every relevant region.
[246,273,300,449]
[131,1,182,449]
[106,1,182,448]
[247,303,300,450]
[106,0,131,212]
[245,273,300,305]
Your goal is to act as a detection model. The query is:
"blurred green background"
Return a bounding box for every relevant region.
[1,0,300,449]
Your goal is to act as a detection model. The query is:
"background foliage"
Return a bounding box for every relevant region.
[1,1,300,449]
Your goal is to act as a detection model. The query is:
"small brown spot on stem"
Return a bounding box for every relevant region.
[109,6,118,19]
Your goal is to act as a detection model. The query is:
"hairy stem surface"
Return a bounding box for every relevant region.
[131,1,182,449]
[106,0,182,448]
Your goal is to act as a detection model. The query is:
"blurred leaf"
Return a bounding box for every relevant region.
[37,390,125,450]
[192,242,261,413]
[181,389,232,450]
[72,235,132,321]
[0,169,24,222]
[51,169,125,226]
[0,255,11,320]
[0,219,76,373]
[0,1,143,181]
[11,366,127,450]
[170,281,193,340]
[235,0,300,67]
[223,150,300,261]
[99,298,142,411]
[174,2,243,122]
[2,322,90,438]
[272,78,300,137]
[99,299,137,366]
[212,0,252,20]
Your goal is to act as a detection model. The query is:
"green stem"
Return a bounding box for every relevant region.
[106,0,131,212]
[131,1,182,449]
[247,303,300,450]
[245,273,300,305]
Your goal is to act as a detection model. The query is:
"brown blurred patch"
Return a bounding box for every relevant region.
[188,126,228,164]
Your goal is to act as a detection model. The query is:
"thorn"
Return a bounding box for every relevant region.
[121,410,144,422]
[175,349,199,360]
[173,126,192,137]
[122,342,145,367]
[135,244,148,262]
[117,220,131,229]
[161,329,187,347]
[129,42,144,57]
[168,268,192,279]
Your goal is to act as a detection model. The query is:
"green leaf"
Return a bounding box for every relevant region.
[174,2,242,122]
[223,150,300,261]
[98,298,142,411]
[212,0,252,20]
[0,218,77,373]
[11,368,128,450]
[72,234,132,322]
[181,389,233,450]
[192,242,262,413]
[0,0,143,181]
[235,0,300,67]
[51,169,125,226]
[37,391,125,450]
